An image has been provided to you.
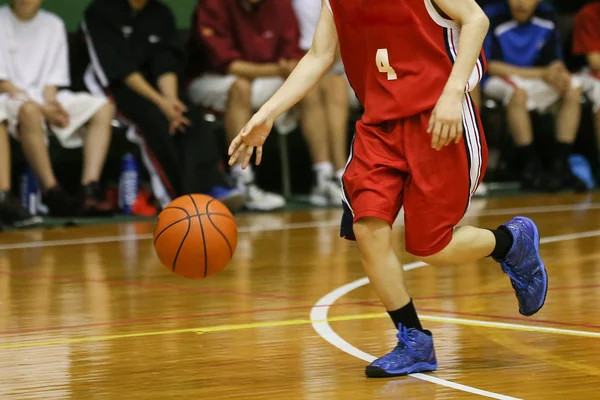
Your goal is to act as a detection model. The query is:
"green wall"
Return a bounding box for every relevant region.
[0,0,587,31]
[0,0,197,31]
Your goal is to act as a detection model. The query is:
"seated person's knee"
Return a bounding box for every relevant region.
[99,101,116,117]
[508,88,528,108]
[18,102,43,128]
[228,78,252,104]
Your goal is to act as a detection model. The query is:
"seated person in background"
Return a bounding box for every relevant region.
[0,120,42,228]
[292,0,349,206]
[573,1,600,169]
[187,0,319,211]
[74,0,242,211]
[0,0,114,219]
[482,0,586,192]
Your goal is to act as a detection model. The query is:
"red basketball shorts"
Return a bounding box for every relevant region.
[340,94,488,257]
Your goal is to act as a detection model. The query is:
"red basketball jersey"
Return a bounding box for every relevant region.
[326,0,486,124]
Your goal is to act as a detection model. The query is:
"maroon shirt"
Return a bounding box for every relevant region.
[187,0,303,78]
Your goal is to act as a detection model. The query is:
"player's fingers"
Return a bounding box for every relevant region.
[229,143,244,165]
[241,145,255,169]
[446,124,457,147]
[427,113,435,134]
[438,123,450,150]
[236,144,248,167]
[255,146,263,165]
[455,122,464,143]
[431,121,442,149]
[228,136,241,156]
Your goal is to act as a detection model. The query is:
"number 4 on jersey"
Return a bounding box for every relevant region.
[376,49,397,81]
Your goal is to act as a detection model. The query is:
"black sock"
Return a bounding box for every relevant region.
[488,226,514,261]
[554,141,573,163]
[388,299,423,331]
[517,144,538,164]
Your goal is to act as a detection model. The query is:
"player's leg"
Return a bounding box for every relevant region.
[341,121,437,378]
[404,95,547,316]
[353,217,410,312]
[483,77,544,190]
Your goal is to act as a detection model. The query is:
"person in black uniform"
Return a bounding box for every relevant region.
[72,0,243,211]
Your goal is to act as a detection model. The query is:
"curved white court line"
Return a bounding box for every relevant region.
[310,262,522,400]
[311,228,600,397]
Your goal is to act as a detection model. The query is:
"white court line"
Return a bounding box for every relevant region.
[310,265,522,400]
[309,228,600,399]
[419,315,600,338]
[1,202,600,251]
[0,220,341,251]
[477,202,600,217]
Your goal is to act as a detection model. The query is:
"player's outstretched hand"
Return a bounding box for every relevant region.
[428,92,464,151]
[228,111,274,169]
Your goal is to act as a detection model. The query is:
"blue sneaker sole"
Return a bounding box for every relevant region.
[365,361,438,378]
[519,217,548,317]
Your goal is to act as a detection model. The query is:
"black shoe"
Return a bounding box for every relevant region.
[42,186,80,217]
[546,160,588,193]
[79,182,115,217]
[520,162,546,191]
[0,191,43,228]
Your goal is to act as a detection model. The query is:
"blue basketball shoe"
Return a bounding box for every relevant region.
[365,325,437,378]
[497,217,548,316]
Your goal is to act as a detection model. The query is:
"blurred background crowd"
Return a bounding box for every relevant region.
[0,0,598,229]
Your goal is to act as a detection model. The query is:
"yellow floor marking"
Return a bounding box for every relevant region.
[0,312,598,350]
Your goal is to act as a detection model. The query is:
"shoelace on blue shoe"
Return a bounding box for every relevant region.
[374,327,414,366]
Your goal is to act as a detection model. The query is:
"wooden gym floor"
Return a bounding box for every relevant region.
[0,193,599,399]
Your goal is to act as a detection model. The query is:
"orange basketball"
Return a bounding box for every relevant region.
[153,194,238,279]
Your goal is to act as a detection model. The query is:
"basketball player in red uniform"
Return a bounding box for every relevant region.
[229,0,548,377]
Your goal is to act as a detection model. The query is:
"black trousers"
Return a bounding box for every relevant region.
[110,85,227,196]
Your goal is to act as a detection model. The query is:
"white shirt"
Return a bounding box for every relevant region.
[292,0,322,51]
[0,6,70,104]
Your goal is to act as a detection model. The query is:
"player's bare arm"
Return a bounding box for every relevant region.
[428,0,489,151]
[228,0,338,169]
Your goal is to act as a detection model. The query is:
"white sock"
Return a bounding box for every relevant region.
[335,169,344,182]
[313,162,334,185]
[231,164,254,184]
